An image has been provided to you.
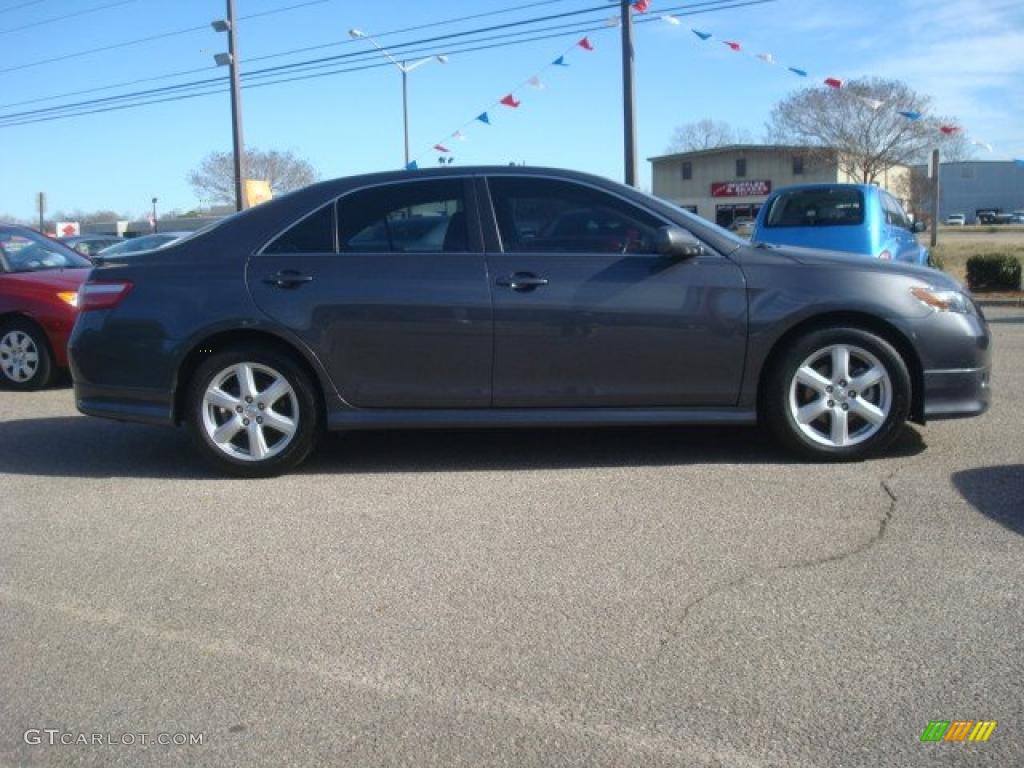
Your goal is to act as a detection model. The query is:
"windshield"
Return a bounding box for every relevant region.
[765,187,865,228]
[0,228,91,272]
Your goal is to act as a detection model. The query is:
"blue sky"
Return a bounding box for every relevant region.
[2,0,1022,220]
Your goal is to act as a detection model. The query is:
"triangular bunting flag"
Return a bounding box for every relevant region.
[528,76,544,89]
[897,111,922,120]
[723,41,741,51]
[433,143,450,153]
[824,77,844,89]
[939,125,959,135]
[452,130,466,141]
[606,15,621,27]
[859,97,885,110]
[756,52,775,64]
[577,36,594,51]
[971,140,993,152]
[692,29,712,40]
[552,55,568,66]
[476,112,491,124]
[405,161,418,170]
[632,0,650,12]
[500,94,521,108]
[788,67,808,77]
[661,14,680,24]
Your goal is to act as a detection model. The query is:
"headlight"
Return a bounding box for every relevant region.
[910,286,976,315]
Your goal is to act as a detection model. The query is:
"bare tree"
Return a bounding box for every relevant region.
[768,77,967,183]
[187,148,319,203]
[53,209,129,224]
[666,119,753,153]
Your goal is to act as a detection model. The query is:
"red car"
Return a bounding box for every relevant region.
[0,224,91,389]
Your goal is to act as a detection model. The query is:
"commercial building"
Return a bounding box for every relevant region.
[910,161,1024,222]
[649,144,909,228]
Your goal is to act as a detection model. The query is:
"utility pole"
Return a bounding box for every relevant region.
[151,197,159,233]
[620,0,638,187]
[36,192,46,233]
[402,64,410,167]
[929,148,940,249]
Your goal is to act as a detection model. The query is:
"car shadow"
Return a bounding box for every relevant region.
[983,314,1024,324]
[952,465,1024,535]
[0,415,927,479]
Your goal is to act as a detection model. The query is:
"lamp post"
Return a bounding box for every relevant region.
[348,28,447,167]
[151,197,158,233]
[212,0,247,211]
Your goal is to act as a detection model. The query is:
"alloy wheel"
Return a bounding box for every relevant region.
[201,362,299,462]
[0,330,40,383]
[788,344,892,448]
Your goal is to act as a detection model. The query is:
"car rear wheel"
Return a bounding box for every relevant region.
[186,345,321,477]
[0,319,54,391]
[765,327,911,461]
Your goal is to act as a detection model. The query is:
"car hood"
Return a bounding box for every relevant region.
[765,245,963,291]
[4,267,91,290]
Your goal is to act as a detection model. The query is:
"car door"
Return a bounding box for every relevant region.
[480,174,747,408]
[247,177,493,408]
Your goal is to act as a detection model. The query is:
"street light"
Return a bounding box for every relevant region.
[212,0,247,212]
[151,197,158,233]
[348,28,447,166]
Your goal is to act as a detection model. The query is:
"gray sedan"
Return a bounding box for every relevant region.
[68,167,991,476]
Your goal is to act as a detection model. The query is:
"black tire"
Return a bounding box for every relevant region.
[764,326,912,461]
[185,344,321,477]
[0,318,55,391]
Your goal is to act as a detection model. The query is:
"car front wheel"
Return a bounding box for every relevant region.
[0,319,54,390]
[765,327,912,461]
[186,345,321,477]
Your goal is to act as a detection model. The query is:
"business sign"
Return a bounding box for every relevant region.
[244,179,273,208]
[56,221,80,237]
[711,180,772,198]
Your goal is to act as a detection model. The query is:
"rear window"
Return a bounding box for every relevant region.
[764,188,865,228]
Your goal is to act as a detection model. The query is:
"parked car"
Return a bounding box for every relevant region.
[0,224,91,389]
[70,167,990,476]
[751,183,929,265]
[59,234,123,258]
[944,214,966,226]
[729,216,755,238]
[1011,212,1024,224]
[96,232,190,257]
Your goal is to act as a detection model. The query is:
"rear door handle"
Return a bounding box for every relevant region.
[263,270,313,289]
[496,272,549,292]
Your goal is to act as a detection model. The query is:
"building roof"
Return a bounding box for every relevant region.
[648,144,824,163]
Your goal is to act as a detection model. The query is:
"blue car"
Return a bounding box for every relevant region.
[752,183,929,265]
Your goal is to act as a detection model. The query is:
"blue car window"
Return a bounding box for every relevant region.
[765,188,864,228]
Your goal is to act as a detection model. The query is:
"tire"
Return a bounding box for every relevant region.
[0,318,55,391]
[764,326,911,461]
[185,344,321,477]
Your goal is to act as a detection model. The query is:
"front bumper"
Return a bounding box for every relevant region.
[923,366,991,419]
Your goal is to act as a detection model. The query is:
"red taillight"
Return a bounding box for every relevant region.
[878,249,892,261]
[79,280,133,311]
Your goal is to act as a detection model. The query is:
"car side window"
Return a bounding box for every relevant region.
[487,176,663,254]
[337,179,469,254]
[264,204,335,254]
[881,193,911,230]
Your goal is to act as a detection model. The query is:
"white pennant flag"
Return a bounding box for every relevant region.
[528,76,544,89]
[858,96,885,111]
[606,15,621,27]
[452,130,466,141]
[756,52,775,64]
[661,15,681,25]
[971,140,993,152]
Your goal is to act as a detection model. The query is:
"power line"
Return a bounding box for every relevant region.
[0,0,776,128]
[0,0,44,15]
[0,0,135,35]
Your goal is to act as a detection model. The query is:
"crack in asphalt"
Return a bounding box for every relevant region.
[653,474,899,660]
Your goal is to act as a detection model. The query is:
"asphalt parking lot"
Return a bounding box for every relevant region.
[1,307,1022,768]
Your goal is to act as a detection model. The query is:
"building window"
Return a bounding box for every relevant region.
[736,158,747,178]
[792,155,804,175]
[681,161,692,180]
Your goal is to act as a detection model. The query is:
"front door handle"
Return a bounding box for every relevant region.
[496,272,549,292]
[263,270,313,289]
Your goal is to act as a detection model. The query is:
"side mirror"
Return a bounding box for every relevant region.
[913,220,927,233]
[654,225,703,259]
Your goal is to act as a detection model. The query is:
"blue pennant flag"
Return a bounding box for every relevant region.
[552,55,568,66]
[898,111,922,121]
[692,29,712,40]
[405,161,418,170]
[476,112,491,125]
[1015,159,1024,167]
[788,67,808,77]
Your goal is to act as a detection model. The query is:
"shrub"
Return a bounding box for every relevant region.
[965,253,1022,291]
[928,250,945,271]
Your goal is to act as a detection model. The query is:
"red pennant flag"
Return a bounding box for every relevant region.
[723,41,741,51]
[940,124,960,135]
[500,94,520,108]
[824,77,844,89]
[577,36,594,51]
[631,0,650,12]
[433,143,450,153]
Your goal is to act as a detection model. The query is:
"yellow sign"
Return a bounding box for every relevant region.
[243,179,273,208]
